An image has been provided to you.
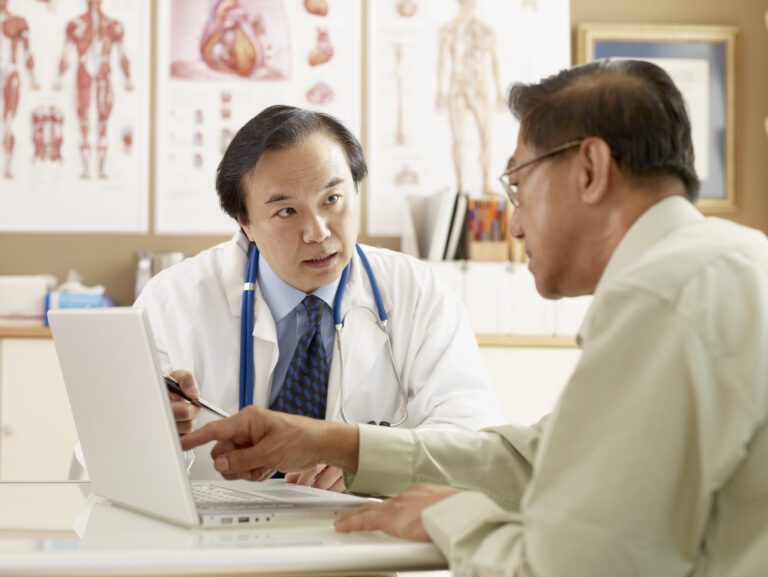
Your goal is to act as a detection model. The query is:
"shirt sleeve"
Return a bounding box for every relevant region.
[347,423,535,511]
[418,287,717,577]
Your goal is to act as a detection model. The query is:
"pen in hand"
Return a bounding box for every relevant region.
[164,375,230,419]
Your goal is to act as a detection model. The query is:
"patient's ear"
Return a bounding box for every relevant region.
[578,137,613,206]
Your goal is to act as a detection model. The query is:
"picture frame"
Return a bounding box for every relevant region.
[577,24,738,214]
[364,0,571,239]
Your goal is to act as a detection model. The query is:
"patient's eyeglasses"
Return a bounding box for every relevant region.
[498,140,583,207]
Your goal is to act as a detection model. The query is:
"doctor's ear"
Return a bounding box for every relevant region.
[237,217,255,243]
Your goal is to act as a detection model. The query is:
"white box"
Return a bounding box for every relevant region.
[0,275,57,325]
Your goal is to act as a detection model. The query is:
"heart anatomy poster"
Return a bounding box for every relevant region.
[154,0,361,234]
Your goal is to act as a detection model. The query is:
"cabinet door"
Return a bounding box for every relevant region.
[0,338,77,480]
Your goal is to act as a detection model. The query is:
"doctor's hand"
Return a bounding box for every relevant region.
[285,465,346,492]
[334,483,462,542]
[168,370,202,437]
[180,406,360,482]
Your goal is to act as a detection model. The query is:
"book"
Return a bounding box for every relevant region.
[399,195,421,258]
[444,192,468,260]
[406,187,457,261]
[424,188,457,261]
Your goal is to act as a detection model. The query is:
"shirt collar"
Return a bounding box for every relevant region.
[258,255,341,322]
[577,195,703,345]
[597,195,703,290]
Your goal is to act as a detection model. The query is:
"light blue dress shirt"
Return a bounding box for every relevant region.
[257,257,339,405]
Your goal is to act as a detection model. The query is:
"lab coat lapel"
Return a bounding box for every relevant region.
[221,232,250,318]
[251,286,278,409]
[219,233,278,409]
[326,251,391,422]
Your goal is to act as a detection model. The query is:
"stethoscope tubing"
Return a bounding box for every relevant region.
[239,243,408,426]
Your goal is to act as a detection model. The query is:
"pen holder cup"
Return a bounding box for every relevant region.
[468,241,509,262]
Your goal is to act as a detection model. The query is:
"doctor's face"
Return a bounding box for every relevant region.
[238,131,359,293]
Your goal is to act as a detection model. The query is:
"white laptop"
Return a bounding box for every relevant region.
[48,307,370,528]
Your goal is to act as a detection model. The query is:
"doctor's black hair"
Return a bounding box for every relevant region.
[507,59,699,201]
[216,105,368,224]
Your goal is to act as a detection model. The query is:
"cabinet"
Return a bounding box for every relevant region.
[429,261,592,337]
[0,329,580,479]
[0,334,77,480]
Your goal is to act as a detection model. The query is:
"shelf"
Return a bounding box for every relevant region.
[0,327,577,348]
[477,335,577,348]
[0,326,52,338]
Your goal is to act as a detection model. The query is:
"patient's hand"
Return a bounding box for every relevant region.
[168,370,202,437]
[285,464,346,492]
[335,483,461,541]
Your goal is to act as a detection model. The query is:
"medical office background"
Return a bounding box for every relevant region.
[0,0,767,481]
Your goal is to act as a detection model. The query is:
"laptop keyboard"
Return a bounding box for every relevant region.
[193,484,296,511]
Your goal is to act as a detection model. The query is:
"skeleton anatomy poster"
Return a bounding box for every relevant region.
[0,0,150,233]
[155,0,361,234]
[366,0,570,236]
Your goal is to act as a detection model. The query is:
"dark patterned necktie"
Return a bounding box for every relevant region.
[270,295,329,419]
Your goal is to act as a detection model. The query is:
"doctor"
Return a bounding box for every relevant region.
[136,105,504,486]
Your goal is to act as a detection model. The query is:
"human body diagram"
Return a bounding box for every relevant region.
[54,0,133,179]
[0,0,39,179]
[435,0,504,195]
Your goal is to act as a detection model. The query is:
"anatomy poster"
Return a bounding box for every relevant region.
[366,0,570,236]
[155,0,361,234]
[0,0,150,233]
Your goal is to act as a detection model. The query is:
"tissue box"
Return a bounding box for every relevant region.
[0,275,58,326]
[44,291,114,325]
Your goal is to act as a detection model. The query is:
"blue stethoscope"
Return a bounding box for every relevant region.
[239,243,408,426]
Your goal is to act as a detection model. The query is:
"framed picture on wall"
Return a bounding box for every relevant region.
[577,24,738,214]
[365,0,571,239]
[0,0,151,233]
[154,0,362,234]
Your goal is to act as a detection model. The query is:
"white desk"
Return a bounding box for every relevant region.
[0,482,448,576]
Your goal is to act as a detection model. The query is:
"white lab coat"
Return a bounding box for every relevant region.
[135,233,504,479]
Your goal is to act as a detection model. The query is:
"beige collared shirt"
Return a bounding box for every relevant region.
[348,196,768,577]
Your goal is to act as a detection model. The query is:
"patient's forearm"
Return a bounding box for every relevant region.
[316,422,359,473]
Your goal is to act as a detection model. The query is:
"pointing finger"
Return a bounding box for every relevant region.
[181,416,239,451]
[213,444,274,476]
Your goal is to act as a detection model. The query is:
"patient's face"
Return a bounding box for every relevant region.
[238,132,359,293]
[508,135,586,299]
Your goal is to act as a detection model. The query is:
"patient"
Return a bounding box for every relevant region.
[183,59,768,577]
